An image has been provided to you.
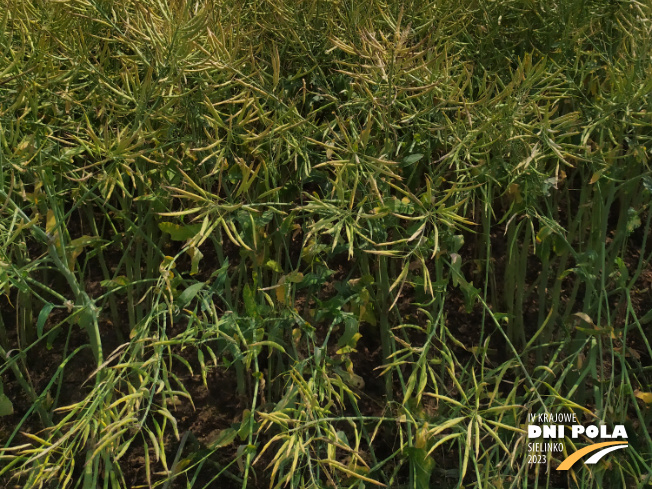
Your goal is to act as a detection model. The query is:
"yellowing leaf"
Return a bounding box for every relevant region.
[635,390,652,404]
[285,271,304,283]
[359,303,377,326]
[160,256,176,270]
[275,284,287,305]
[46,210,57,235]
[265,260,283,273]
[506,183,522,203]
[45,209,62,253]
[67,236,102,271]
[158,222,201,241]
[187,246,203,275]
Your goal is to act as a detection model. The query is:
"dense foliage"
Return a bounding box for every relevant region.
[1,0,651,487]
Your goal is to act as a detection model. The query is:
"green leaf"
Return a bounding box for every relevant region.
[405,446,435,488]
[450,234,464,253]
[536,226,554,243]
[158,222,201,241]
[207,428,238,449]
[552,235,570,255]
[461,282,480,313]
[639,309,652,325]
[36,302,54,338]
[101,276,131,290]
[333,367,365,389]
[265,260,283,273]
[402,153,424,166]
[210,259,230,290]
[0,394,13,416]
[177,283,205,309]
[255,210,275,227]
[626,207,641,234]
[238,410,254,441]
[243,284,258,317]
[575,326,613,336]
[249,341,286,354]
[337,313,360,348]
[68,235,103,250]
[46,328,61,350]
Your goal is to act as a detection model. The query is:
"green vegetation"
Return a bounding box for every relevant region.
[1,0,651,487]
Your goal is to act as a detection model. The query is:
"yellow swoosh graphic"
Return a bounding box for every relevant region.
[557,441,628,471]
